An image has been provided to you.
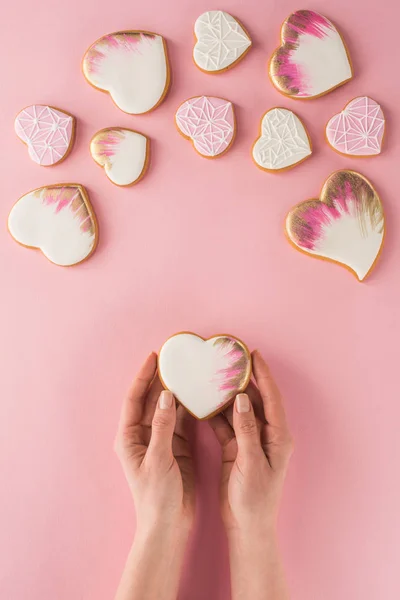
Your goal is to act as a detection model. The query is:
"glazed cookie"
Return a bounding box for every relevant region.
[8,184,98,266]
[175,96,235,158]
[90,128,149,186]
[252,108,312,171]
[269,10,353,99]
[286,171,384,281]
[193,10,251,73]
[14,105,75,166]
[326,97,385,156]
[82,31,170,114]
[158,332,252,420]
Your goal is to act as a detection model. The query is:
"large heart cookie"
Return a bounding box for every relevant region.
[14,105,75,166]
[82,31,170,114]
[8,184,98,266]
[270,10,353,99]
[90,128,149,186]
[252,108,312,171]
[326,97,385,156]
[158,333,252,420]
[175,96,235,158]
[286,171,384,281]
[193,10,252,73]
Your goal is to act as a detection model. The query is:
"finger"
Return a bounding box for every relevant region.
[252,350,289,431]
[118,352,157,434]
[147,390,176,461]
[142,374,164,426]
[208,412,235,448]
[175,404,195,443]
[246,380,267,424]
[232,393,262,459]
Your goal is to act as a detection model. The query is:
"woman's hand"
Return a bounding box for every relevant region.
[114,352,195,600]
[209,350,293,600]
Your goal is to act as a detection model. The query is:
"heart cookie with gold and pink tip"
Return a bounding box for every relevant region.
[285,171,385,281]
[158,333,252,420]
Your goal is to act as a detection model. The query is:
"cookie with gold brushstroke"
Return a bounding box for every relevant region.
[286,171,385,281]
[269,10,353,99]
[8,184,98,266]
[158,332,252,420]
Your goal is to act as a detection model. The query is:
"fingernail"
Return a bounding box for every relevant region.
[159,390,173,409]
[236,393,250,413]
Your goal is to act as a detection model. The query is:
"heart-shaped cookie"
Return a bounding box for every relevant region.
[286,171,384,281]
[158,332,252,420]
[90,128,149,186]
[269,10,353,99]
[193,10,251,73]
[82,31,170,114]
[175,96,235,158]
[8,184,98,266]
[14,105,75,166]
[326,97,385,156]
[252,108,312,171]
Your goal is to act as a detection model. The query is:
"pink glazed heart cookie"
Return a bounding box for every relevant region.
[269,10,353,99]
[158,332,252,420]
[286,171,385,281]
[82,31,170,114]
[175,96,235,158]
[326,97,385,156]
[8,184,98,266]
[14,105,75,166]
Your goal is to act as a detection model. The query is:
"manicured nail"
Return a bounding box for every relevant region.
[236,393,250,413]
[159,390,173,409]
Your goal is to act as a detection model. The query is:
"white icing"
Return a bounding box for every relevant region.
[253,108,311,170]
[193,10,251,72]
[91,129,148,186]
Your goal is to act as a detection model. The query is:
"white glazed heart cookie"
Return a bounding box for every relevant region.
[90,128,149,186]
[14,105,75,166]
[193,10,252,73]
[8,184,98,266]
[82,31,170,114]
[158,332,252,420]
[326,97,385,156]
[175,96,235,158]
[269,10,353,99]
[286,171,385,281]
[252,108,312,171]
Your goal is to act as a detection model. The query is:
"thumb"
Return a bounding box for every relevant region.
[148,390,176,461]
[233,393,262,459]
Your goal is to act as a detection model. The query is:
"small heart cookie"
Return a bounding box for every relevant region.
[326,97,385,156]
[252,108,312,171]
[193,10,252,73]
[8,184,98,266]
[90,128,149,186]
[82,31,170,114]
[158,332,252,420]
[175,96,235,158]
[270,10,353,99]
[14,105,75,166]
[286,171,384,281]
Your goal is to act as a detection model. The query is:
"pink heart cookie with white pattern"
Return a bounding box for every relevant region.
[326,97,385,156]
[15,105,75,166]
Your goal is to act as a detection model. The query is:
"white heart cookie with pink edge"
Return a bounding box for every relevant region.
[158,333,252,419]
[82,31,170,114]
[326,97,385,156]
[8,184,98,266]
[14,105,75,166]
[90,128,149,186]
[286,171,385,281]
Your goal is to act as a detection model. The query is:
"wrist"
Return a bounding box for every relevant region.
[135,514,192,548]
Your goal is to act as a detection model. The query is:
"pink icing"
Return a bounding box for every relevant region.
[41,187,92,232]
[175,96,235,157]
[14,105,73,166]
[326,97,385,156]
[85,32,156,74]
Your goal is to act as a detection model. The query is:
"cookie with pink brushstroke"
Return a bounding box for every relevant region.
[326,97,385,157]
[269,10,353,99]
[286,171,385,281]
[158,332,252,420]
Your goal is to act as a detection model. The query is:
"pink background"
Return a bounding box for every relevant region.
[0,0,399,598]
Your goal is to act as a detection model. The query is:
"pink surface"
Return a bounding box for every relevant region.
[0,1,399,599]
